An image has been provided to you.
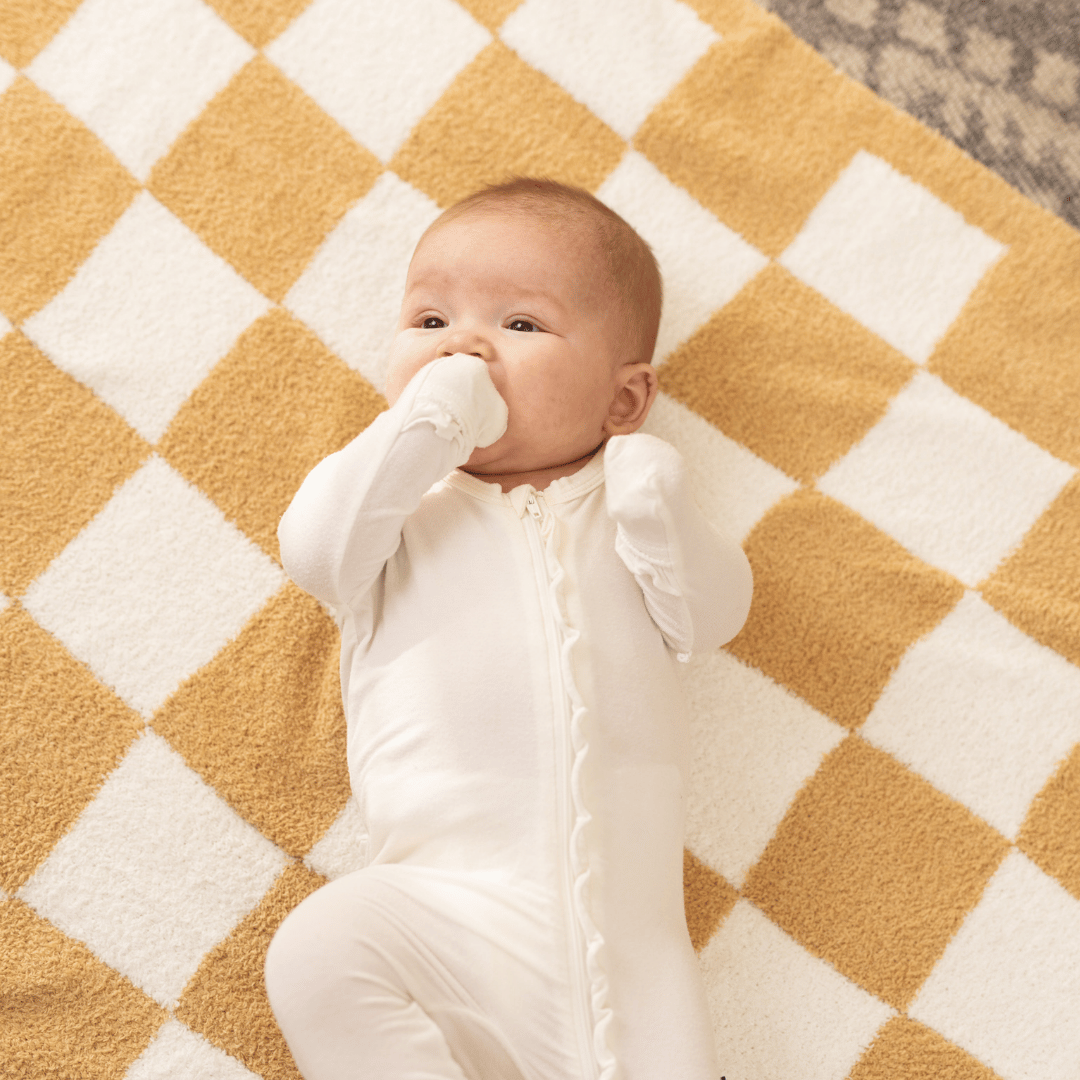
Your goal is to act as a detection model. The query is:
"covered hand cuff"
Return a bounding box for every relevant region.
[404,353,509,453]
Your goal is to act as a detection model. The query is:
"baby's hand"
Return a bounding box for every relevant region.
[604,433,686,551]
[417,353,508,449]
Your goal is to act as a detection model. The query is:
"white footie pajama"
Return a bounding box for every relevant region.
[266,354,753,1080]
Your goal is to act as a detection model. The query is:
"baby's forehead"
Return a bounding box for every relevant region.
[428,203,598,249]
[412,207,611,294]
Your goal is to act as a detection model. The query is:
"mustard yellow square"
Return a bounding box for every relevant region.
[153,585,350,859]
[1,609,144,894]
[0,608,144,892]
[980,476,1080,669]
[634,24,882,257]
[0,900,165,1075]
[1019,744,1080,904]
[390,42,625,208]
[931,220,1080,470]
[0,332,151,596]
[728,489,964,728]
[849,1016,1003,1080]
[149,57,381,301]
[177,863,325,1080]
[203,0,312,47]
[745,736,1009,1008]
[455,0,523,31]
[684,848,738,952]
[0,78,138,323]
[635,6,1034,263]
[0,0,81,67]
[659,264,915,482]
[158,309,386,562]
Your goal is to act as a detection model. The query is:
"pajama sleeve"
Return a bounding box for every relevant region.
[278,353,508,611]
[604,432,753,658]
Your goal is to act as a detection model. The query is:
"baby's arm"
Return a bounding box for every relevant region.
[604,433,753,658]
[278,354,507,610]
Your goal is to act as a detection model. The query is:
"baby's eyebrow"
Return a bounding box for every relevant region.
[404,279,569,317]
[505,290,566,313]
[401,275,443,297]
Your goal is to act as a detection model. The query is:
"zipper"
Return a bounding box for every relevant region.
[521,488,599,1079]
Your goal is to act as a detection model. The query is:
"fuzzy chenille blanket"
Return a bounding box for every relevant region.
[2,1,1078,1078]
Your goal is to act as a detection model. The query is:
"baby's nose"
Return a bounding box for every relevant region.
[439,329,494,361]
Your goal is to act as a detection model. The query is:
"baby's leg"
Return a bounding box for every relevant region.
[265,872,481,1080]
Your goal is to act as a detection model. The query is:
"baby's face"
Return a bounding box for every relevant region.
[385,209,624,479]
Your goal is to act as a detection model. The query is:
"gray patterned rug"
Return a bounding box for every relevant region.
[756,0,1080,232]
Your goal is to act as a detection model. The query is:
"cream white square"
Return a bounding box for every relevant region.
[780,151,1005,363]
[286,172,440,391]
[597,151,768,363]
[817,371,1075,586]
[863,592,1080,839]
[304,796,369,880]
[125,1021,261,1080]
[265,0,490,162]
[699,901,893,1080]
[500,0,718,140]
[22,456,286,718]
[22,193,269,442]
[909,852,1080,1080]
[641,393,798,544]
[682,650,846,887]
[25,0,253,180]
[0,57,15,96]
[18,733,288,1008]
[0,310,12,336]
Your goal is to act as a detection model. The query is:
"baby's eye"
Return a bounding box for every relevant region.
[421,316,446,329]
[508,319,540,333]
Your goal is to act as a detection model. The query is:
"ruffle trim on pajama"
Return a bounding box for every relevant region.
[532,496,617,1080]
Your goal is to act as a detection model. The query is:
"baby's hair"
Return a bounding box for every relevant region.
[425,177,663,367]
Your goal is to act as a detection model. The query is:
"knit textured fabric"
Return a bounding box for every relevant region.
[1,1,1078,1078]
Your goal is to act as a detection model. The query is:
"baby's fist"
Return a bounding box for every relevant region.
[604,433,686,548]
[421,353,508,449]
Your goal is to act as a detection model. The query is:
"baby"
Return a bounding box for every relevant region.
[264,179,753,1080]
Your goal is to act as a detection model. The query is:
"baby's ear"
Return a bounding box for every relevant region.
[603,363,658,437]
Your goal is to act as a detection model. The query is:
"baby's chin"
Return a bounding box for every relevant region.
[463,436,559,472]
[462,439,602,481]
[460,450,537,481]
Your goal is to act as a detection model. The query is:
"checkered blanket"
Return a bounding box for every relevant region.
[2,1,1079,1078]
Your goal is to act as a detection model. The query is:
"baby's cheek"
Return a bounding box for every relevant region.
[554,381,605,428]
[384,351,426,405]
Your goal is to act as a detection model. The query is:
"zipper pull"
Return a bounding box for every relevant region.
[525,492,543,523]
